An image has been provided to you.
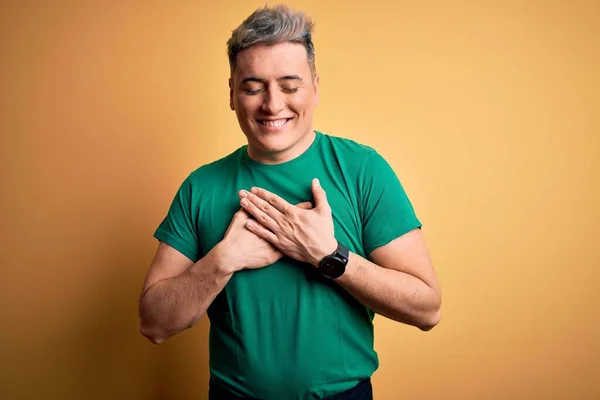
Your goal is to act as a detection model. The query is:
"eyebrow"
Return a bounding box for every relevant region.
[240,75,304,84]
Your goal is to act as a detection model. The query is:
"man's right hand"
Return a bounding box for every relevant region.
[220,201,313,273]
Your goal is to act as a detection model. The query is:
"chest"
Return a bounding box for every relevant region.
[195,166,366,259]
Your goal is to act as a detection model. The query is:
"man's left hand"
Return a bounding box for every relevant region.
[238,178,337,267]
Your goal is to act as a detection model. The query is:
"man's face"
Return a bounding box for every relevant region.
[229,42,319,163]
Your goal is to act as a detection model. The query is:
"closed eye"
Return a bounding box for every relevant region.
[242,86,299,95]
[243,88,263,95]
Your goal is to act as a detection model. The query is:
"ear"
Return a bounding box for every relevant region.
[313,74,320,107]
[229,77,235,110]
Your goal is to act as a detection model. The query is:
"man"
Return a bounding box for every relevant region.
[139,4,441,400]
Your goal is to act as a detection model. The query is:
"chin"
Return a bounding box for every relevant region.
[242,119,312,158]
[253,136,295,154]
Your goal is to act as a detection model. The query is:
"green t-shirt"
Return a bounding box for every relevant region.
[154,131,421,399]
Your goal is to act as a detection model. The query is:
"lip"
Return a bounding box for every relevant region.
[256,118,293,132]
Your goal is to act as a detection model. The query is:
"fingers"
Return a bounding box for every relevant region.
[238,187,314,229]
[245,219,278,245]
[296,201,313,210]
[311,178,330,212]
[240,193,279,232]
[248,187,292,215]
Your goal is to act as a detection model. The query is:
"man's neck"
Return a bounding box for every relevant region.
[248,130,316,165]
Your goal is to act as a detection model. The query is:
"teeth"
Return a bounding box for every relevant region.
[262,119,288,127]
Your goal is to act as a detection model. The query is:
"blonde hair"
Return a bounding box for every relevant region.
[226,4,316,77]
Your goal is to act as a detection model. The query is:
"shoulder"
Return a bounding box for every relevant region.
[317,131,392,177]
[317,131,379,170]
[318,131,377,156]
[317,132,406,192]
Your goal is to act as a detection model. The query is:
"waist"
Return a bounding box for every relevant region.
[209,376,373,400]
[208,323,378,398]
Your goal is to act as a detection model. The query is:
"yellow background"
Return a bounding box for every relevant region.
[1,1,598,399]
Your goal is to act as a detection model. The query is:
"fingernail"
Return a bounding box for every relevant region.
[239,190,248,198]
[241,199,248,206]
[314,178,320,187]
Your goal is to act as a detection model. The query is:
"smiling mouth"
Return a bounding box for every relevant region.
[257,118,292,127]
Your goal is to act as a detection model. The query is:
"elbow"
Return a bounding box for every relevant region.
[417,311,441,332]
[418,288,442,331]
[139,307,168,344]
[138,300,167,344]
[140,323,168,345]
[142,332,167,345]
[418,307,441,332]
[139,313,198,345]
[139,314,175,345]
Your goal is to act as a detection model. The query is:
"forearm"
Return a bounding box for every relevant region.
[335,252,441,330]
[139,244,233,344]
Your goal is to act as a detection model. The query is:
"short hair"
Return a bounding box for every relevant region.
[226,4,316,78]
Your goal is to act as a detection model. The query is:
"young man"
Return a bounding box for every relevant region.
[139,4,441,399]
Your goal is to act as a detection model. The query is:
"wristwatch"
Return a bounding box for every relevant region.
[318,241,349,279]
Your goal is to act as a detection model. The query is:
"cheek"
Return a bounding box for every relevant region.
[290,94,316,116]
[233,101,245,118]
[235,97,258,118]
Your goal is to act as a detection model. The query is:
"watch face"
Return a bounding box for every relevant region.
[321,259,335,273]
[318,243,348,279]
[320,258,343,278]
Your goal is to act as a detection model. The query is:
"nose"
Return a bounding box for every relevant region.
[261,86,284,115]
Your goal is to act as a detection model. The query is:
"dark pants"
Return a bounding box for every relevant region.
[209,377,373,400]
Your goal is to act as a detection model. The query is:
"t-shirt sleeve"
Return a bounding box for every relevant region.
[359,151,422,255]
[153,176,200,262]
